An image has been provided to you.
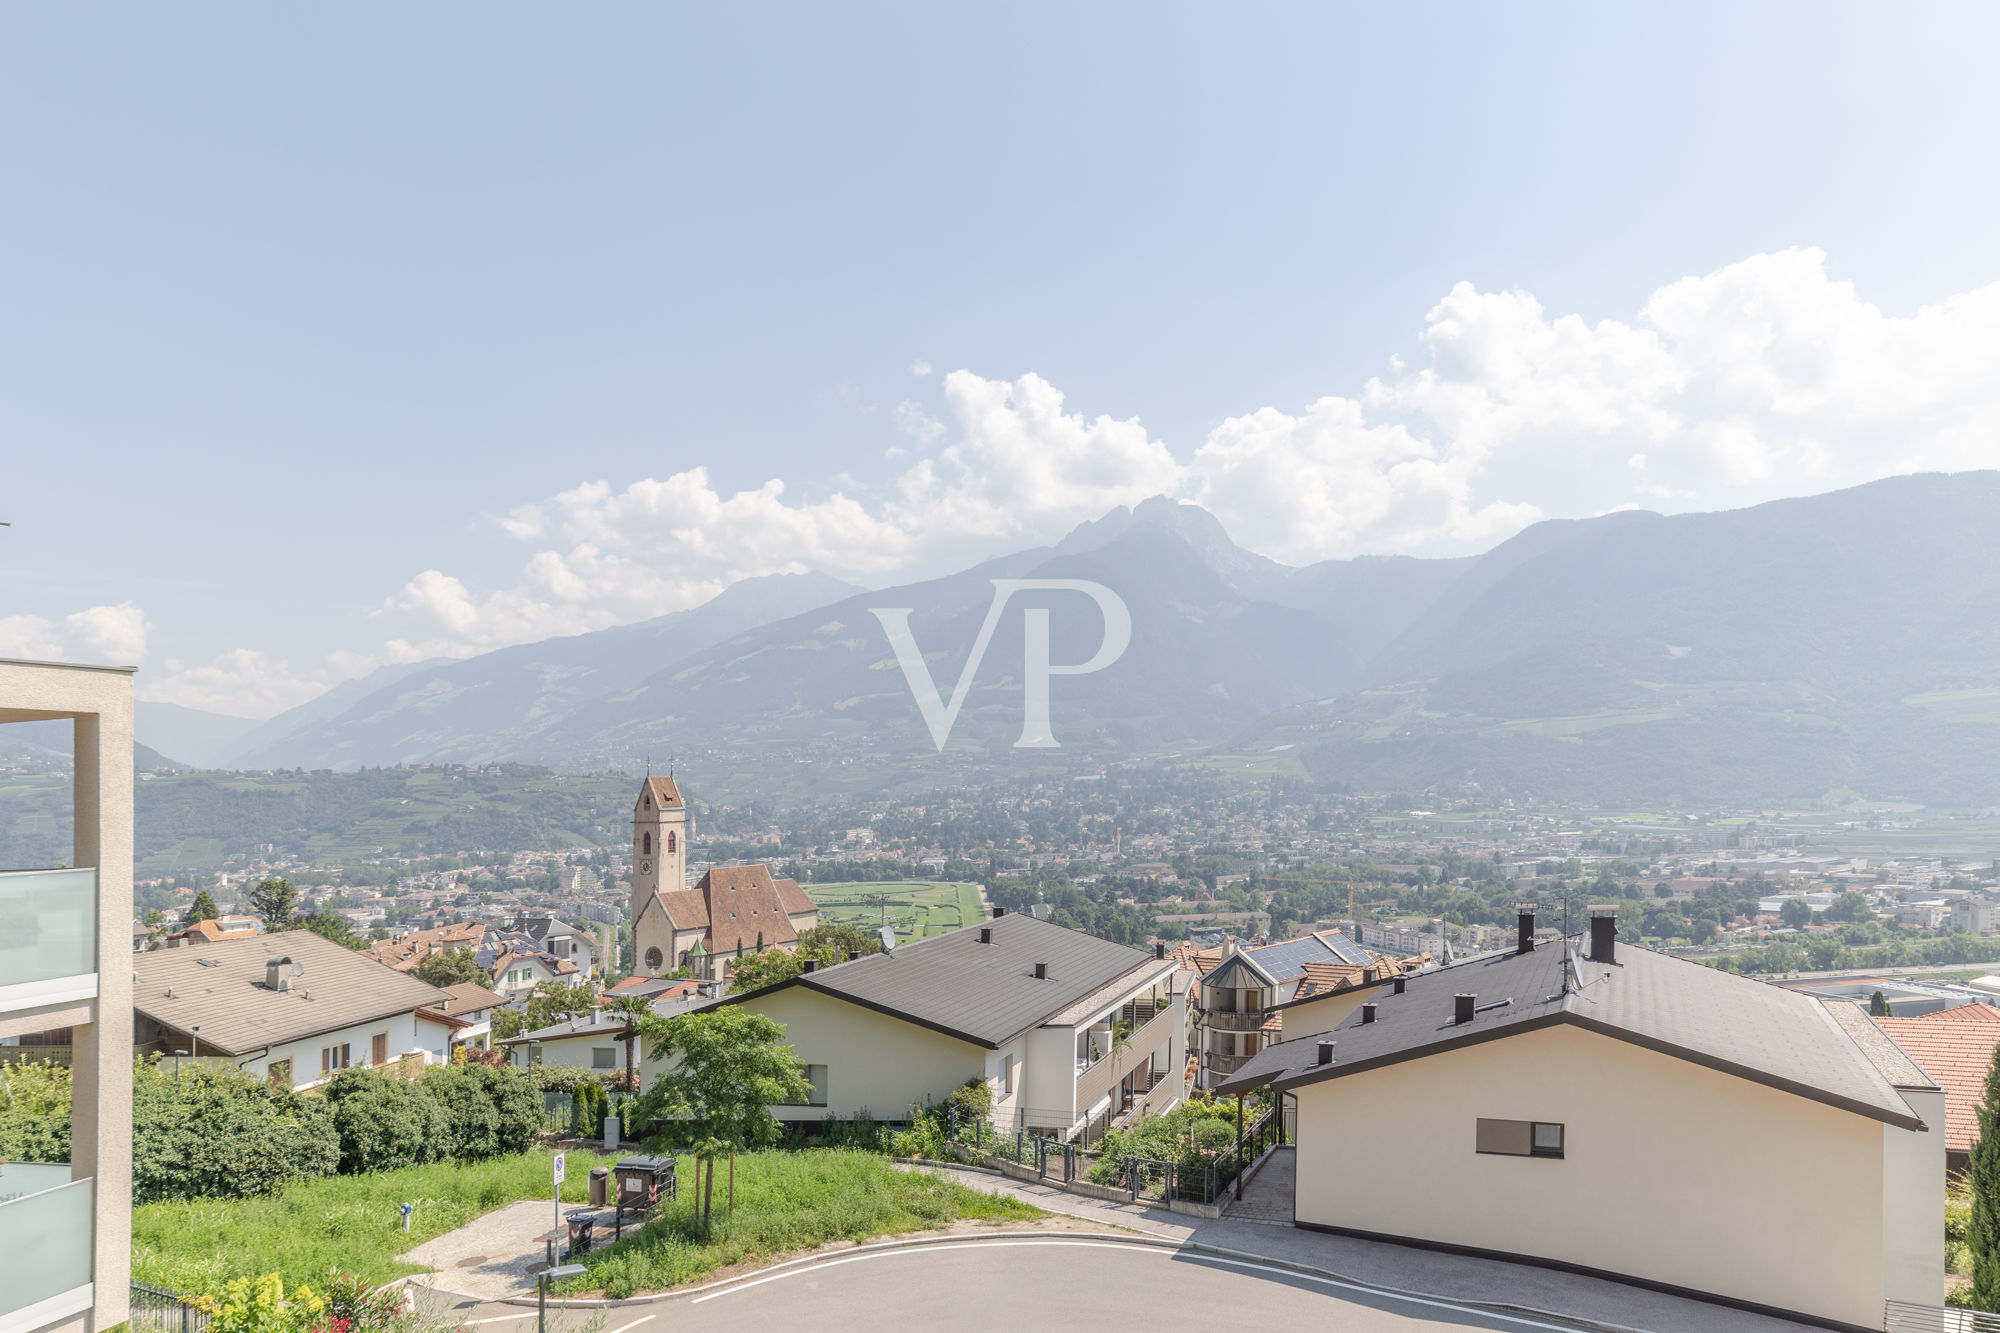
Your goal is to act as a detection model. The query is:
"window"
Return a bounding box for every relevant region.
[783,1065,829,1107]
[999,1053,1015,1096]
[643,832,651,855]
[1476,1118,1565,1159]
[321,1042,350,1074]
[666,832,676,853]
[371,1032,388,1067]
[267,1059,291,1090]
[592,1047,617,1070]
[644,947,663,971]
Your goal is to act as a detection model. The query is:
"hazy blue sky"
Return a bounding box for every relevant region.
[6,3,2000,714]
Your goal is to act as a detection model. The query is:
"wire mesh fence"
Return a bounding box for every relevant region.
[130,1283,208,1333]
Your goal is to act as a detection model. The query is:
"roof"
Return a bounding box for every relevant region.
[497,1010,631,1046]
[435,981,509,1013]
[172,919,261,944]
[1875,1004,2000,1153]
[726,912,1174,1049]
[639,775,682,809]
[1216,936,1930,1131]
[659,864,816,955]
[134,929,453,1056]
[367,921,486,972]
[1246,930,1371,981]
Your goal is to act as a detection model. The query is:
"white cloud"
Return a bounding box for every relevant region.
[342,248,2000,662]
[141,649,334,719]
[0,603,147,666]
[909,360,932,376]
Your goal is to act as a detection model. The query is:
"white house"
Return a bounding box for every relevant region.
[132,929,453,1090]
[1218,907,1944,1332]
[414,981,510,1062]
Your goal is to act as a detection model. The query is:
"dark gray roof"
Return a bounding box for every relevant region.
[728,913,1168,1048]
[1216,936,1928,1130]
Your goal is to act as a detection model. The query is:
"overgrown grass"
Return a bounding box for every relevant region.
[560,1151,1039,1297]
[132,1147,623,1293]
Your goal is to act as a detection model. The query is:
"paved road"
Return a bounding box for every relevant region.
[425,1237,1583,1333]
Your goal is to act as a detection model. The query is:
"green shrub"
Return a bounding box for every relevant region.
[423,1065,500,1160]
[0,1059,72,1163]
[471,1064,543,1155]
[323,1070,448,1174]
[133,1061,338,1204]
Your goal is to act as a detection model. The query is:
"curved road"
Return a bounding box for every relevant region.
[442,1237,1603,1333]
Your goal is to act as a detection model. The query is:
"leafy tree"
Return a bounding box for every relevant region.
[1967,1043,2000,1311]
[1804,934,1844,971]
[727,922,886,994]
[248,877,301,931]
[1826,892,1873,923]
[604,994,654,1094]
[0,1058,72,1163]
[186,888,221,924]
[298,911,366,950]
[632,1007,810,1228]
[1779,898,1813,929]
[416,946,489,988]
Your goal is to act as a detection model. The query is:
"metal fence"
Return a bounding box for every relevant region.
[130,1283,207,1333]
[1886,1301,2000,1333]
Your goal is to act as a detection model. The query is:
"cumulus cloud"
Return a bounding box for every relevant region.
[0,603,148,665]
[142,649,335,719]
[363,247,2000,659]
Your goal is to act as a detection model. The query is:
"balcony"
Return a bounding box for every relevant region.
[1076,1003,1176,1114]
[0,868,98,1009]
[1200,1010,1270,1033]
[0,1168,93,1329]
[1202,1050,1253,1077]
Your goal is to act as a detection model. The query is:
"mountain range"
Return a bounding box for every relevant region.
[140,473,2000,806]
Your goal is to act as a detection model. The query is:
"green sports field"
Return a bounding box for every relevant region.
[804,880,987,940]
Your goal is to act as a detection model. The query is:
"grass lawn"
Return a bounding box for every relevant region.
[560,1151,1039,1297]
[805,881,986,939]
[131,1148,623,1294]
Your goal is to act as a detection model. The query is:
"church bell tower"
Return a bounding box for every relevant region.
[630,774,687,974]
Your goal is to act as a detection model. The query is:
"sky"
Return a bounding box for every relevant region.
[6,3,2000,717]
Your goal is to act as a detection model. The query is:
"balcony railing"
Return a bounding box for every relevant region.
[0,868,98,1003]
[1200,1010,1269,1033]
[0,1169,93,1326]
[1076,1004,1176,1114]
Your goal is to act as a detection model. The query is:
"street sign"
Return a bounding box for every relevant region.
[553,1151,566,1184]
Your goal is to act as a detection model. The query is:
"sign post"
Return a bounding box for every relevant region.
[550,1151,565,1263]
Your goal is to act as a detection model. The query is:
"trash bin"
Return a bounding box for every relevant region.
[588,1167,610,1207]
[614,1155,677,1209]
[566,1213,595,1256]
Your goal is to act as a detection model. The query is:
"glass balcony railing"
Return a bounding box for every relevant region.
[0,1170,93,1318]
[0,867,98,994]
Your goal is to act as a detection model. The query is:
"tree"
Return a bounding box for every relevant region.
[632,1007,810,1229]
[299,912,366,950]
[726,922,886,994]
[1967,1043,2000,1310]
[1870,990,1892,1017]
[1826,892,1872,923]
[1779,898,1813,929]
[416,947,489,988]
[248,877,301,931]
[186,889,221,924]
[604,994,654,1095]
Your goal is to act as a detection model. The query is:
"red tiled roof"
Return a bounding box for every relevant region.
[1877,1004,2000,1154]
[659,864,818,956]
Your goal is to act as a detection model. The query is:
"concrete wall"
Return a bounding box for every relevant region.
[1883,1085,1947,1304]
[1291,1023,1896,1328]
[726,987,986,1122]
[1277,984,1377,1042]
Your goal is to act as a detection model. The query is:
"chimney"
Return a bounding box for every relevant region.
[1316,1040,1336,1066]
[1516,906,1536,955]
[1393,976,1406,995]
[1361,1002,1377,1024]
[1034,962,1048,980]
[1154,942,1166,960]
[1454,993,1476,1025]
[979,927,992,944]
[1589,906,1618,964]
[848,950,861,962]
[801,958,818,974]
[265,957,292,992]
[993,906,1005,918]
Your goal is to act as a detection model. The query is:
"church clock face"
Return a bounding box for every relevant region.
[638,858,653,875]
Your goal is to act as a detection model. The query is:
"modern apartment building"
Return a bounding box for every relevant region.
[0,658,133,1333]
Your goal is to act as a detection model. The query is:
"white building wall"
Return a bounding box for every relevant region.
[233,1010,428,1090]
[1289,1022,1904,1329]
[1882,1085,1947,1305]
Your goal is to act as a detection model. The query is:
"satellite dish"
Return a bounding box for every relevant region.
[878,926,896,952]
[292,961,306,977]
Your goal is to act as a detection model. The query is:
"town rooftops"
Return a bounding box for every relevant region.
[133,928,453,1056]
[725,911,1175,1049]
[1216,933,1933,1131]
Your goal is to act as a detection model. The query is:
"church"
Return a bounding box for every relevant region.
[628,775,819,983]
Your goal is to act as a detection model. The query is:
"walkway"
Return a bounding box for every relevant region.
[1224,1143,1295,1224]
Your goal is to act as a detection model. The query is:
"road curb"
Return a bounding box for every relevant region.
[447,1227,1655,1333]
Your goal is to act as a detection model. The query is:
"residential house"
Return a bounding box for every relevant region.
[164,918,261,947]
[506,912,599,976]
[703,911,1185,1143]
[367,921,487,973]
[132,930,453,1090]
[1217,908,1943,1331]
[0,657,135,1333]
[414,982,510,1061]
[1186,930,1423,1090]
[1875,1002,2000,1172]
